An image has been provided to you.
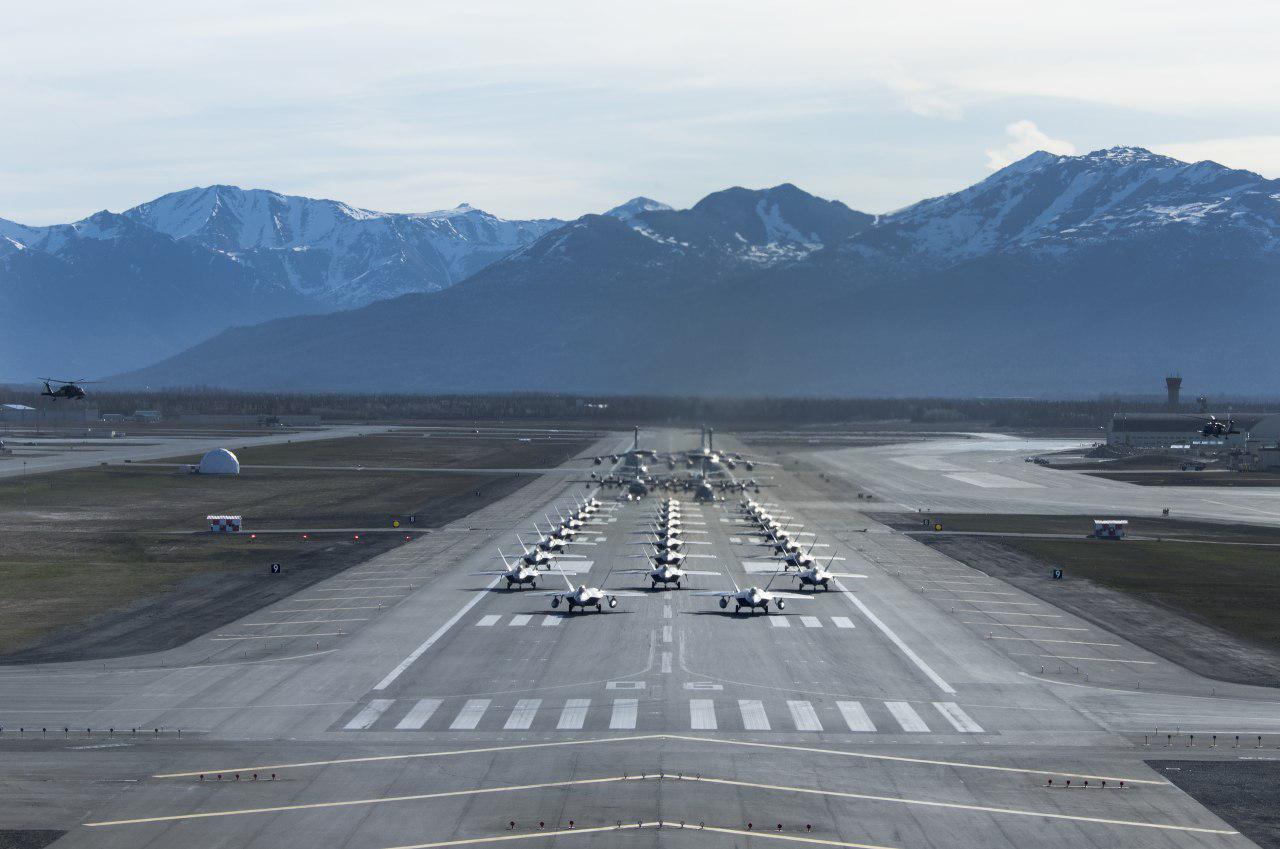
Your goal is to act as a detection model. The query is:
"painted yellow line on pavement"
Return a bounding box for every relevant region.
[679,775,1235,836]
[1011,653,1157,665]
[273,606,386,612]
[153,733,1165,785]
[95,771,1222,835]
[87,776,629,826]
[961,622,1087,631]
[238,618,370,626]
[383,822,896,849]
[382,822,652,849]
[660,735,1168,785]
[211,633,344,641]
[297,595,404,601]
[989,637,1121,647]
[153,734,667,778]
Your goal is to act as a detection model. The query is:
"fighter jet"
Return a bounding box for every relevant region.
[777,556,866,591]
[475,551,546,589]
[541,567,644,613]
[694,572,815,615]
[620,562,721,590]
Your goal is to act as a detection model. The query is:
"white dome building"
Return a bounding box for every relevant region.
[198,448,241,475]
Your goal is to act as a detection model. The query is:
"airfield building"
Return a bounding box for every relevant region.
[1105,413,1263,449]
[197,448,241,475]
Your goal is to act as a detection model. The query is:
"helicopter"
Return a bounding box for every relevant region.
[1201,415,1240,438]
[40,378,96,400]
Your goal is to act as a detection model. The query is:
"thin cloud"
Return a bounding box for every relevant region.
[985,120,1076,170]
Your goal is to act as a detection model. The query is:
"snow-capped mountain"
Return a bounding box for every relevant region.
[604,197,673,221]
[532,183,873,270]
[0,188,565,376]
[120,149,1280,397]
[848,146,1280,264]
[123,186,564,306]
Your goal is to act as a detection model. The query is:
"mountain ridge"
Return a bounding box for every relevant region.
[113,146,1280,396]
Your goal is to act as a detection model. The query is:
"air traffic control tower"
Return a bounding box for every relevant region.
[1166,375,1182,409]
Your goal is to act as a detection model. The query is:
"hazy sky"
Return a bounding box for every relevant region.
[4,1,1280,224]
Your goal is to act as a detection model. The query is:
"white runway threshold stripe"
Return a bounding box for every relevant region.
[610,698,638,729]
[374,576,501,690]
[885,701,929,732]
[449,699,491,730]
[690,699,717,730]
[395,699,442,730]
[932,701,983,733]
[837,701,876,732]
[344,699,394,730]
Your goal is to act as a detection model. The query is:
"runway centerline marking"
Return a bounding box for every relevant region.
[374,576,501,690]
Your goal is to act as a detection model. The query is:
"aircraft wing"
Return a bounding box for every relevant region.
[616,569,653,574]
[770,592,817,601]
[472,570,515,575]
[681,570,721,576]
[691,590,733,596]
[607,591,648,598]
[829,573,868,578]
[682,554,717,559]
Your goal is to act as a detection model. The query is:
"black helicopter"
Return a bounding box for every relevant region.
[40,378,96,400]
[1201,415,1239,438]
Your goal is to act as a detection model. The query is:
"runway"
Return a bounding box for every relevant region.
[0,429,1273,848]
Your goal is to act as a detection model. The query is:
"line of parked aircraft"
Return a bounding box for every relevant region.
[478,430,864,616]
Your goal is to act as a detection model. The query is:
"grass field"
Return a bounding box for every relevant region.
[901,512,1280,663]
[889,512,1280,543]
[996,537,1280,652]
[0,432,593,657]
[1086,470,1280,487]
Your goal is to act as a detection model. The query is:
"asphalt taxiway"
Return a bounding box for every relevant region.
[0,429,1275,848]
